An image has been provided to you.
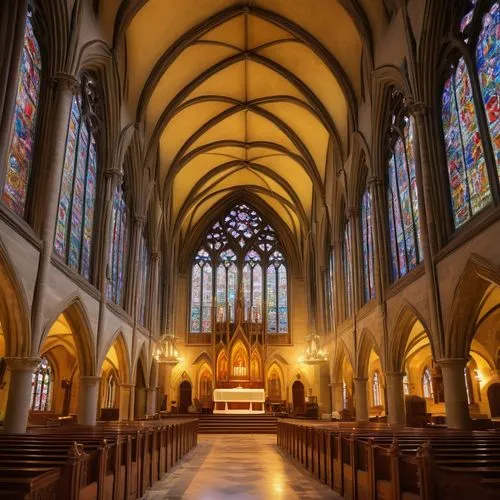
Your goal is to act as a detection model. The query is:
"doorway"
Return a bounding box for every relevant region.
[292,380,305,412]
[179,380,192,414]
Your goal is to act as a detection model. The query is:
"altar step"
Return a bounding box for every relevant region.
[198,414,277,434]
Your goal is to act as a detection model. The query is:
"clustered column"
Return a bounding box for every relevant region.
[354,377,369,422]
[385,372,406,426]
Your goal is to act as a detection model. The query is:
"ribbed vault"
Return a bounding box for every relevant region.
[99,0,388,250]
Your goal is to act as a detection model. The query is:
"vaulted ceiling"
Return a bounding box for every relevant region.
[100,0,389,247]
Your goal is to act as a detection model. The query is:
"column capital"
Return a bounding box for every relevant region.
[367,175,383,187]
[437,357,468,368]
[346,207,358,220]
[330,382,344,388]
[79,375,101,385]
[403,96,429,117]
[103,167,123,181]
[353,377,368,383]
[119,383,135,389]
[133,214,147,225]
[151,251,161,262]
[51,72,79,93]
[4,357,41,372]
[385,371,405,378]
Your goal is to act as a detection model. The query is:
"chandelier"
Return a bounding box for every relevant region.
[153,333,181,365]
[299,329,328,365]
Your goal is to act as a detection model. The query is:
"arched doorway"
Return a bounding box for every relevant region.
[134,357,147,419]
[179,380,192,414]
[488,384,500,418]
[292,380,305,412]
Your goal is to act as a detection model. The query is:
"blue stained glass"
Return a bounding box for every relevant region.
[277,264,288,332]
[3,11,41,217]
[266,264,277,333]
[82,138,97,280]
[68,123,89,270]
[190,264,201,332]
[55,95,80,256]
[361,189,375,302]
[476,3,499,177]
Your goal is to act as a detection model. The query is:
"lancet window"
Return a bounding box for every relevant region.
[189,204,289,334]
[441,0,499,228]
[138,233,150,327]
[105,372,117,408]
[54,75,100,280]
[422,366,434,399]
[342,219,353,318]
[3,8,41,217]
[361,188,376,302]
[387,96,423,281]
[30,357,52,411]
[372,370,382,406]
[107,182,128,306]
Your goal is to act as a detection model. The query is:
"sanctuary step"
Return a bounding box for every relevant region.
[198,414,277,434]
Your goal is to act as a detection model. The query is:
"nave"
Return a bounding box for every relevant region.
[142,434,337,500]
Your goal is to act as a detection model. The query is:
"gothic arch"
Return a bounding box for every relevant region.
[389,302,436,372]
[331,338,355,384]
[447,255,500,359]
[356,328,382,378]
[40,294,96,376]
[98,329,131,385]
[0,237,31,357]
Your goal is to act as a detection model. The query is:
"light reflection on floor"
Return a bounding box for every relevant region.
[141,434,340,499]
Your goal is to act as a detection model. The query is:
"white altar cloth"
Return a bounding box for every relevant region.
[213,388,265,414]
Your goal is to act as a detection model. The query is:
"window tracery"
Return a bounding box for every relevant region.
[441,0,499,228]
[189,203,288,334]
[3,8,41,217]
[30,357,52,411]
[54,75,99,280]
[387,96,423,281]
[372,370,382,406]
[422,366,434,399]
[107,182,128,306]
[361,189,375,302]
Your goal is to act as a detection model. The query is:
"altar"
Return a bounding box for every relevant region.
[213,388,265,414]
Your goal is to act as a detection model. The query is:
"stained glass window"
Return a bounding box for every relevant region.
[107,183,128,306]
[189,203,288,334]
[422,367,433,399]
[342,220,352,318]
[387,111,423,281]
[138,233,150,327]
[105,373,117,408]
[372,371,382,406]
[54,76,99,280]
[441,2,499,229]
[2,9,42,217]
[30,357,52,411]
[361,189,375,302]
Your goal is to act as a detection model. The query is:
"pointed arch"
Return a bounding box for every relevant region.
[99,329,131,385]
[389,302,435,372]
[216,349,228,382]
[267,361,284,401]
[230,339,249,380]
[447,255,500,359]
[133,341,149,387]
[0,237,31,357]
[192,351,212,366]
[40,294,96,376]
[356,328,382,378]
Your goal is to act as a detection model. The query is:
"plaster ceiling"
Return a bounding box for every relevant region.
[103,0,388,244]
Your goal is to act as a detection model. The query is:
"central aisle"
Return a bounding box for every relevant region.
[142,434,339,499]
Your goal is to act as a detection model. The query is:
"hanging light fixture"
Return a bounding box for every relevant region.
[299,328,328,365]
[153,333,182,365]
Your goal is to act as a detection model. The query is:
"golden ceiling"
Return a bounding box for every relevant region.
[100,0,388,245]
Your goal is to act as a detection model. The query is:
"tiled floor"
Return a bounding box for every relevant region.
[142,434,340,499]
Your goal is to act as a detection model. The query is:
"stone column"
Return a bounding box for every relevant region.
[439,358,471,429]
[331,382,344,413]
[354,377,369,422]
[128,385,137,421]
[146,387,157,415]
[118,383,133,420]
[3,357,40,433]
[385,372,406,426]
[30,74,79,352]
[77,376,100,426]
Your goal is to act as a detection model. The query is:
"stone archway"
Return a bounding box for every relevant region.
[179,380,192,414]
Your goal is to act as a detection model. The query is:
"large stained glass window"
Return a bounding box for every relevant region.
[2,9,41,217]
[189,203,289,334]
[387,107,423,281]
[361,189,375,302]
[441,2,499,228]
[342,220,352,318]
[138,233,150,327]
[54,76,99,280]
[30,357,52,411]
[107,183,128,306]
